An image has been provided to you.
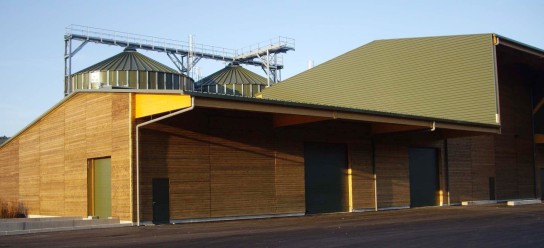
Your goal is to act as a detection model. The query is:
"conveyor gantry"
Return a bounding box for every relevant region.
[64,25,295,95]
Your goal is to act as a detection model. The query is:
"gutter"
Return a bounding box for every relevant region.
[135,96,195,226]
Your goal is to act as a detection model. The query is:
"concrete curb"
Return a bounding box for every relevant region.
[0,223,132,236]
[0,217,132,236]
[507,199,542,206]
[461,200,498,206]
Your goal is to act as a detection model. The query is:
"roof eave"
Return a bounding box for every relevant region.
[495,34,544,58]
[187,91,500,133]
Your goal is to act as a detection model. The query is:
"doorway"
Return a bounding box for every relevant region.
[152,178,170,224]
[409,148,438,207]
[304,143,348,214]
[88,157,112,219]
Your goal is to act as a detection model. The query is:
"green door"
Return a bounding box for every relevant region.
[304,143,348,214]
[89,158,111,219]
[409,148,438,207]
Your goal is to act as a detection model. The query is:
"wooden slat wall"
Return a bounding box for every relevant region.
[0,137,19,203]
[111,94,132,221]
[495,63,535,199]
[139,112,211,221]
[350,141,374,209]
[208,114,276,217]
[0,92,132,220]
[19,127,40,212]
[64,94,87,217]
[470,136,495,200]
[139,115,378,221]
[139,110,280,220]
[39,106,66,215]
[374,144,410,208]
[447,138,473,203]
[274,130,304,214]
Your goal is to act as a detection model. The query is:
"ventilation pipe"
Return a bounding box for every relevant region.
[308,60,314,69]
[135,96,195,226]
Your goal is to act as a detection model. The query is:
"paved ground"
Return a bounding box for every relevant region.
[1,204,544,247]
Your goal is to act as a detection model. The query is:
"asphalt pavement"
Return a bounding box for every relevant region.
[1,204,543,247]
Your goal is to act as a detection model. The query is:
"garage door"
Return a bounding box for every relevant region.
[304,143,348,214]
[409,148,438,207]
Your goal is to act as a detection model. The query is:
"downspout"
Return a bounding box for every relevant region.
[135,96,195,226]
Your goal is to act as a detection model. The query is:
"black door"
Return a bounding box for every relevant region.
[152,178,170,224]
[409,148,438,207]
[304,143,348,214]
[541,169,544,200]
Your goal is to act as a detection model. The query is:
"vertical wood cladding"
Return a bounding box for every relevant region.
[0,93,132,221]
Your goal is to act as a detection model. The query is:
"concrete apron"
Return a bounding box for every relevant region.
[0,216,132,236]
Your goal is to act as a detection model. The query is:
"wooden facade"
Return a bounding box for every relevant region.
[0,88,538,223]
[0,93,132,221]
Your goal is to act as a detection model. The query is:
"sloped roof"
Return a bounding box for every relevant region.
[261,34,499,126]
[74,47,179,74]
[197,63,267,86]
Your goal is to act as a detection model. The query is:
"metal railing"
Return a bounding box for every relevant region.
[65,25,294,64]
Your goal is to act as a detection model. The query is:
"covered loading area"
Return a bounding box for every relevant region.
[134,92,501,224]
[494,36,544,199]
[194,95,501,212]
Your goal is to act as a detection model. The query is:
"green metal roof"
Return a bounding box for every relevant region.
[74,47,179,74]
[197,63,267,86]
[261,34,499,126]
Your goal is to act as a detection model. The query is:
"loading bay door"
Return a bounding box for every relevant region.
[304,143,348,214]
[409,148,438,207]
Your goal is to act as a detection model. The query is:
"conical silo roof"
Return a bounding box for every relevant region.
[74,47,179,74]
[197,63,267,86]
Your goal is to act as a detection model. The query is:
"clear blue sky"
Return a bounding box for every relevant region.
[1,0,542,136]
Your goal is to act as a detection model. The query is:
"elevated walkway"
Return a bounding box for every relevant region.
[0,217,132,236]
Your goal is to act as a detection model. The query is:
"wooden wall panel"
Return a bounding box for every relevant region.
[375,144,410,208]
[274,132,305,214]
[0,92,132,220]
[139,112,212,221]
[495,63,536,199]
[447,138,473,203]
[350,141,374,210]
[0,138,19,203]
[111,94,132,221]
[64,94,87,217]
[209,114,276,217]
[470,136,495,200]
[18,127,40,213]
[39,106,66,215]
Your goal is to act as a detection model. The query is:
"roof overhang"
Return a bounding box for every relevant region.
[495,34,544,59]
[189,92,500,134]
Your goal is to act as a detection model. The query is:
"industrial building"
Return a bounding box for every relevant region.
[0,26,543,225]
